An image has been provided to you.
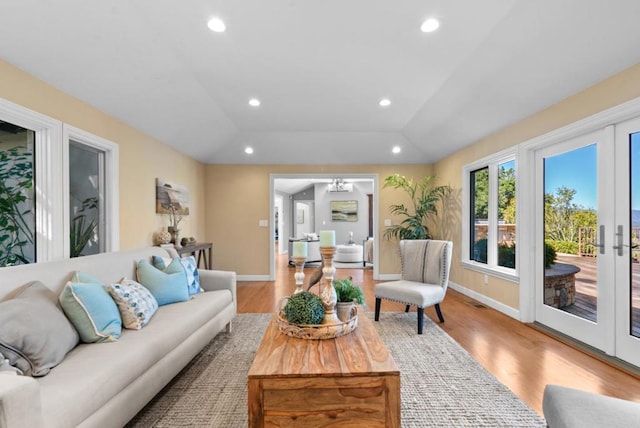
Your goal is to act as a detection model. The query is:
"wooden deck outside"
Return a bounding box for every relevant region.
[554,254,640,337]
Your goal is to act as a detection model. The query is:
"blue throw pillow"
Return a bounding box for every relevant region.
[152,255,201,295]
[136,259,189,306]
[59,280,122,343]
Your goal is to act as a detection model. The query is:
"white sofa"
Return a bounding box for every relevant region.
[0,246,236,428]
[543,384,640,428]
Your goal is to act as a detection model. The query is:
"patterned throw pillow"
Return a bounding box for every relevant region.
[106,279,158,329]
[152,256,201,296]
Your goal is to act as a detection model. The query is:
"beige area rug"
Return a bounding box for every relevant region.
[127,313,546,427]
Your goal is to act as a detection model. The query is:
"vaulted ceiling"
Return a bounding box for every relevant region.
[2,1,640,165]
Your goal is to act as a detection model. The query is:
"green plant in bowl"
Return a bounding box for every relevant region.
[333,277,365,305]
[283,291,325,325]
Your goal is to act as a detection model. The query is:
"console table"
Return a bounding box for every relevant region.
[176,242,212,269]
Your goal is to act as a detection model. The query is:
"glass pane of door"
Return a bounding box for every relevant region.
[0,121,35,266]
[630,132,640,338]
[543,144,598,321]
[69,140,105,257]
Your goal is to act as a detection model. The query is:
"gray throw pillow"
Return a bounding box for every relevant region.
[0,281,79,376]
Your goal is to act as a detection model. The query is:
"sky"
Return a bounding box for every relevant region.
[544,133,640,211]
[544,144,597,209]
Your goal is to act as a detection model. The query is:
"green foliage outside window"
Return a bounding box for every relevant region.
[70,197,99,258]
[0,146,35,266]
[544,186,597,243]
[473,239,556,269]
[472,165,516,223]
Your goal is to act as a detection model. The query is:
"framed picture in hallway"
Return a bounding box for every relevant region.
[331,200,357,222]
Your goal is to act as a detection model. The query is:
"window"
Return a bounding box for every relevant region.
[0,121,36,266]
[463,152,517,279]
[0,98,118,267]
[69,141,105,257]
[63,125,119,259]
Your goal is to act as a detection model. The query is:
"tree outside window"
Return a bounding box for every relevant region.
[469,159,517,270]
[0,123,35,267]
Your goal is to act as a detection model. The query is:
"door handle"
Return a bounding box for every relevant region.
[592,225,606,255]
[613,224,624,257]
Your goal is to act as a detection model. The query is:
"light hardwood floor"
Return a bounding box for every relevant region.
[237,248,640,416]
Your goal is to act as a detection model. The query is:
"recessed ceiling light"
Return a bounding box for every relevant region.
[245,147,254,154]
[392,146,401,154]
[248,98,261,107]
[207,17,226,33]
[379,98,391,107]
[421,18,440,33]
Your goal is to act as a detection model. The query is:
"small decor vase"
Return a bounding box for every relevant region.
[336,302,357,322]
[168,227,181,248]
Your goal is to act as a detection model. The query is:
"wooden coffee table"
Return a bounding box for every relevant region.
[248,313,400,427]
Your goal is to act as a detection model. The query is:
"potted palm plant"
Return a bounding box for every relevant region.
[383,174,451,240]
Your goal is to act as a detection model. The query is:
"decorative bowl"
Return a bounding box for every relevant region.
[276,308,358,340]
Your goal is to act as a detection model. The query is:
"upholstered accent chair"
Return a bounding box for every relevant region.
[374,239,453,334]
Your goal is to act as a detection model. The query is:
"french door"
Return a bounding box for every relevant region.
[614,117,640,366]
[535,121,640,366]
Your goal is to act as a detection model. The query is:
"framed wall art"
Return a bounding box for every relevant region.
[155,178,190,215]
[331,200,357,222]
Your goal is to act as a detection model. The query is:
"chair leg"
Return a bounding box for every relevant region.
[417,307,424,334]
[404,305,411,313]
[374,298,381,321]
[435,303,445,323]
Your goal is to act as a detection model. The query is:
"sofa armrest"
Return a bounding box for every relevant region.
[543,384,640,428]
[198,269,237,310]
[0,375,43,428]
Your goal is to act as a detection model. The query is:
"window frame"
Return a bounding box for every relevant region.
[462,148,518,282]
[63,124,119,258]
[0,97,118,265]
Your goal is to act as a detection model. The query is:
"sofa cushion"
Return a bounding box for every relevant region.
[137,259,189,305]
[0,281,79,376]
[153,255,201,295]
[543,384,640,428]
[37,290,233,428]
[59,280,122,343]
[106,279,158,330]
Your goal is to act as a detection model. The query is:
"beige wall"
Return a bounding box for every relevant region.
[0,59,207,249]
[205,164,434,275]
[434,62,640,310]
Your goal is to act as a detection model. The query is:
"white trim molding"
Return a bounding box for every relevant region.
[449,281,520,320]
[237,275,272,282]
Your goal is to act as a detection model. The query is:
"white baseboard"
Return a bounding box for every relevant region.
[448,281,520,320]
[236,275,271,281]
[376,274,402,281]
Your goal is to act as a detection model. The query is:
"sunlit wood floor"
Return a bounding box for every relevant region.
[237,246,640,416]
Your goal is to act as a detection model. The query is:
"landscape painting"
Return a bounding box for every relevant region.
[331,200,357,222]
[156,178,190,215]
